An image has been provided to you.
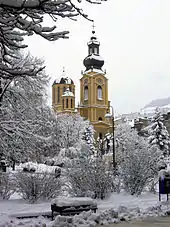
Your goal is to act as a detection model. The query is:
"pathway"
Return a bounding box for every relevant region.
[98,216,170,227]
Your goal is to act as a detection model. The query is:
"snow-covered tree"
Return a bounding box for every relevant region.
[52,113,91,151]
[119,128,160,195]
[82,124,95,153]
[0,51,54,165]
[148,108,170,156]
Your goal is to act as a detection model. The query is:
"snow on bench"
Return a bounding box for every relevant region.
[51,197,97,220]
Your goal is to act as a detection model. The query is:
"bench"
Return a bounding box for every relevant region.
[51,197,97,220]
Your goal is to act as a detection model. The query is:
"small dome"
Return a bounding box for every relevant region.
[53,76,74,85]
[83,54,104,71]
[60,77,74,85]
[53,68,74,85]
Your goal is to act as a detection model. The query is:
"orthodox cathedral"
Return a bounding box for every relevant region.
[52,29,112,138]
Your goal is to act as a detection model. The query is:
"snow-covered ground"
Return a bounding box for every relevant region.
[1,192,170,226]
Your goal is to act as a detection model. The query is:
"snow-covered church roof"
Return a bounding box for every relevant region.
[53,69,74,85]
[62,88,74,97]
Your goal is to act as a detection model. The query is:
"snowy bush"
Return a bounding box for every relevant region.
[0,172,15,200]
[15,171,61,203]
[68,157,113,199]
[120,133,159,195]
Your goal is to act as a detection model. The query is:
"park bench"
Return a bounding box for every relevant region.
[51,197,97,220]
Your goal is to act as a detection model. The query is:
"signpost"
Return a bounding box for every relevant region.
[159,172,170,201]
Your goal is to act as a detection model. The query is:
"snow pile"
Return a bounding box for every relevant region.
[1,202,170,227]
[0,216,52,227]
[17,162,59,173]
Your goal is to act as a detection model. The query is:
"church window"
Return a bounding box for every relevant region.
[66,99,68,108]
[97,85,102,99]
[57,87,60,103]
[71,99,73,108]
[89,48,92,55]
[98,117,103,121]
[84,86,88,100]
[53,87,55,103]
[99,133,102,139]
[94,47,98,54]
[62,99,64,109]
[97,78,102,84]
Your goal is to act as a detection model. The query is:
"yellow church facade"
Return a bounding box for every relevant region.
[52,30,112,138]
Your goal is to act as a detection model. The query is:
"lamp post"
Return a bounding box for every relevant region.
[105,106,116,169]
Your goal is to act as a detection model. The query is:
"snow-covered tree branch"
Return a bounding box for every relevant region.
[0,0,105,82]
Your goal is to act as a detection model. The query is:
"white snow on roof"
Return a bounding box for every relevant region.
[65,77,72,84]
[62,88,74,97]
[87,54,103,61]
[88,40,100,45]
[128,119,135,127]
[54,77,61,84]
[84,68,105,75]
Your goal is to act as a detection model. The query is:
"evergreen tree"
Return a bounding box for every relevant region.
[148,108,170,156]
[82,124,95,153]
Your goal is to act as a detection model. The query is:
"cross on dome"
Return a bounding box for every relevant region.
[92,22,96,34]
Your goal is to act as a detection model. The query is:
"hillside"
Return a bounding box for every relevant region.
[144,97,170,108]
[141,97,170,116]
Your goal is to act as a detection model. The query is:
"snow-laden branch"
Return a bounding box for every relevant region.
[0,0,107,81]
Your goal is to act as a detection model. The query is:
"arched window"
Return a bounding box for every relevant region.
[53,87,55,103]
[84,86,88,100]
[71,99,73,108]
[97,85,102,99]
[99,133,102,139]
[63,87,66,93]
[94,47,98,54]
[89,48,92,55]
[62,99,64,109]
[66,98,68,108]
[57,87,60,103]
[98,117,102,121]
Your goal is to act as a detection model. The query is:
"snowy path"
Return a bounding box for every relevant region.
[0,192,161,217]
[0,192,159,218]
[97,216,170,227]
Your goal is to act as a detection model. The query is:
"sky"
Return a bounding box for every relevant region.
[25,0,170,115]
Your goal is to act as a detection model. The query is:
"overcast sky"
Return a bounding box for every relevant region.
[25,0,170,115]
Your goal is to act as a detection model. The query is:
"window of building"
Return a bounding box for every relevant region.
[99,133,102,139]
[69,86,72,92]
[53,87,55,103]
[71,99,73,108]
[62,99,64,109]
[63,87,66,93]
[98,117,102,121]
[57,87,60,103]
[97,85,102,99]
[89,48,92,55]
[84,86,88,100]
[94,47,98,54]
[66,99,68,108]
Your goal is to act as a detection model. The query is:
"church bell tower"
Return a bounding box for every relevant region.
[78,28,111,138]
